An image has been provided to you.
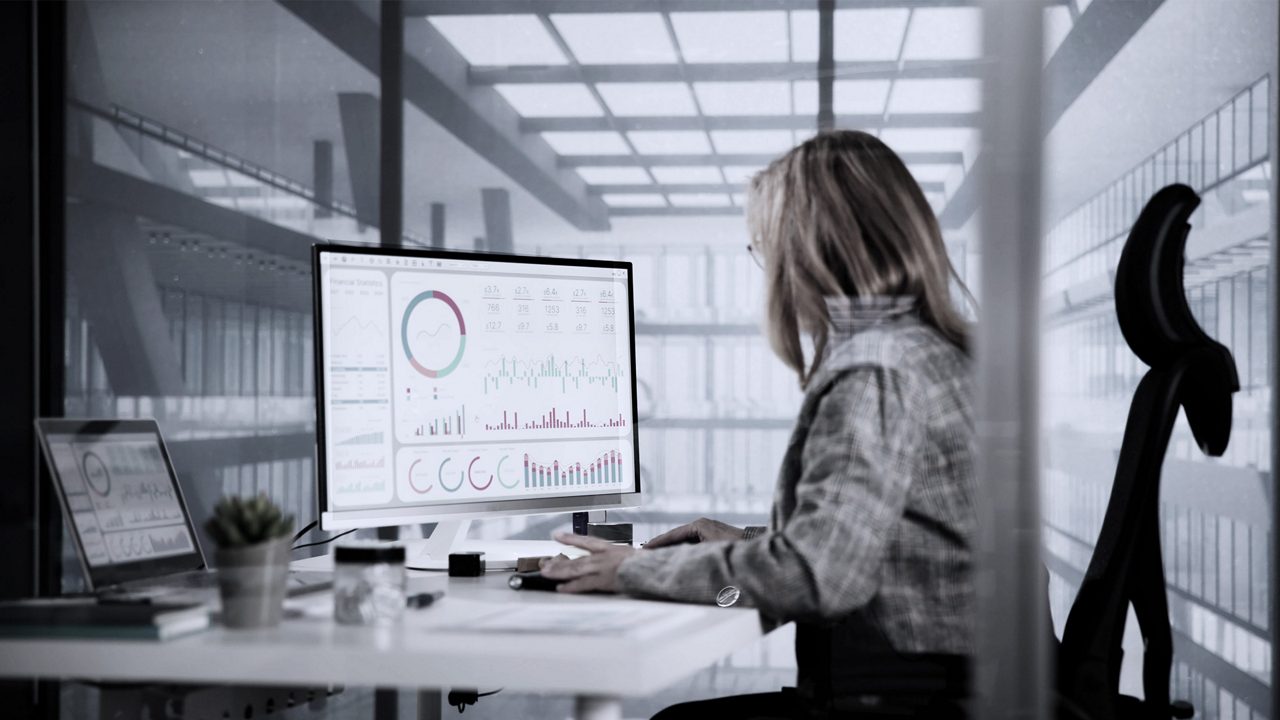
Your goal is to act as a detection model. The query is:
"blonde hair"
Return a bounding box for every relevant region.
[747,130,971,388]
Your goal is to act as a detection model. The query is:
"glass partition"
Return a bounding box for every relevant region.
[1041,2,1276,718]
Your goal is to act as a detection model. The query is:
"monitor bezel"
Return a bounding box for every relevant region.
[34,418,207,592]
[312,242,642,532]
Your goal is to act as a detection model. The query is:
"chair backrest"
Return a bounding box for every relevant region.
[1056,184,1238,720]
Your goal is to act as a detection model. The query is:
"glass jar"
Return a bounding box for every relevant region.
[333,543,406,625]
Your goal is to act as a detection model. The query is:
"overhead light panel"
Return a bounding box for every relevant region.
[711,130,794,154]
[695,82,791,116]
[794,80,893,115]
[887,79,982,114]
[628,131,712,154]
[597,83,698,117]
[576,167,653,185]
[722,165,763,184]
[880,128,978,154]
[603,193,667,207]
[791,9,910,62]
[668,193,733,207]
[429,15,568,66]
[671,11,789,63]
[541,131,632,155]
[901,8,982,61]
[650,166,724,184]
[551,13,677,64]
[495,83,603,117]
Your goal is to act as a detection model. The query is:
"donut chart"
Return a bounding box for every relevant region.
[407,459,432,494]
[467,456,493,491]
[438,457,465,493]
[496,455,520,489]
[81,451,111,497]
[401,290,466,378]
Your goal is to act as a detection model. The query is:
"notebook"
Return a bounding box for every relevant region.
[0,600,210,641]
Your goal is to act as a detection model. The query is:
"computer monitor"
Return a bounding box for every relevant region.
[312,244,640,566]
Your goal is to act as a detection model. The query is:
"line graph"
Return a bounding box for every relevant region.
[333,315,384,340]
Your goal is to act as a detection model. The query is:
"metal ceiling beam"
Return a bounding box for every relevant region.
[404,0,1065,14]
[590,183,744,194]
[470,60,985,84]
[936,0,1167,229]
[588,180,945,194]
[521,112,979,132]
[609,206,743,217]
[560,151,964,166]
[281,0,611,232]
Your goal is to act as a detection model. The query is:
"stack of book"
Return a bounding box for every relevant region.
[0,599,210,641]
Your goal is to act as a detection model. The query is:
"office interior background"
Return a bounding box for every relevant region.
[2,0,1277,718]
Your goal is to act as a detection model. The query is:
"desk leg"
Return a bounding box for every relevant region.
[374,688,397,720]
[574,695,622,720]
[417,690,441,720]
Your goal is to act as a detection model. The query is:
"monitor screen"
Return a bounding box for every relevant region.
[314,245,639,529]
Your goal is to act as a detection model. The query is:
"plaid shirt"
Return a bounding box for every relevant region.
[618,297,975,692]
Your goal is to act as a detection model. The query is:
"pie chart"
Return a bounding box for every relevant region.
[401,290,466,378]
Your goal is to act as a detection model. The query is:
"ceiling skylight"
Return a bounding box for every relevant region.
[429,15,568,66]
[597,83,698,117]
[907,163,963,183]
[495,83,603,117]
[576,167,653,185]
[731,192,748,207]
[722,165,764,184]
[602,193,667,208]
[190,169,227,187]
[791,9,911,62]
[793,80,893,115]
[886,79,982,114]
[627,131,712,154]
[650,166,725,184]
[880,128,978,154]
[668,193,733,207]
[541,131,632,155]
[1044,6,1074,63]
[551,13,677,64]
[901,8,982,61]
[695,82,791,116]
[671,11,789,63]
[711,130,794,154]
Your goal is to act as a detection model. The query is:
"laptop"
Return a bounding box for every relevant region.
[35,419,330,600]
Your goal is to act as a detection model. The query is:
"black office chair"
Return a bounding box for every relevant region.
[1055,184,1239,720]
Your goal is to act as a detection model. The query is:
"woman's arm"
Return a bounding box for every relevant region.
[615,366,922,620]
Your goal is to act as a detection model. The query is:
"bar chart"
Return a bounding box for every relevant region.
[523,450,624,489]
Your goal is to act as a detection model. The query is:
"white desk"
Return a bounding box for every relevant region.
[0,560,766,720]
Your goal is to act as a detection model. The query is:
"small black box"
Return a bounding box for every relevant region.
[448,551,485,577]
[587,522,633,544]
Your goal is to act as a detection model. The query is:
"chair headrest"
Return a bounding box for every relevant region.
[1114,184,1209,364]
[1114,183,1238,456]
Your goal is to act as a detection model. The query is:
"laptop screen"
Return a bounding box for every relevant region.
[37,419,205,590]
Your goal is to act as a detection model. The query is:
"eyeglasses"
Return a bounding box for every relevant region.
[746,244,764,270]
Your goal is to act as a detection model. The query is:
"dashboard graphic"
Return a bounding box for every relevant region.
[320,252,634,511]
[43,434,196,567]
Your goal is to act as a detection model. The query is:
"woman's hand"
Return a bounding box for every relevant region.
[644,517,744,549]
[540,532,636,594]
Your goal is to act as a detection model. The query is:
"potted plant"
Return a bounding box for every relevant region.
[204,494,295,629]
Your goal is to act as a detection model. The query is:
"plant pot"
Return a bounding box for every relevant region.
[215,536,291,629]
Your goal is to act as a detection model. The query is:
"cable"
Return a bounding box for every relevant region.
[291,528,356,551]
[291,520,319,544]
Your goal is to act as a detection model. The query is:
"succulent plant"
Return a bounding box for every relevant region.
[204,493,295,549]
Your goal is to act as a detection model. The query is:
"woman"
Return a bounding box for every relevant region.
[543,130,975,719]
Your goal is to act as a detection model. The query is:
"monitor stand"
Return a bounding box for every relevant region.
[403,520,572,571]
